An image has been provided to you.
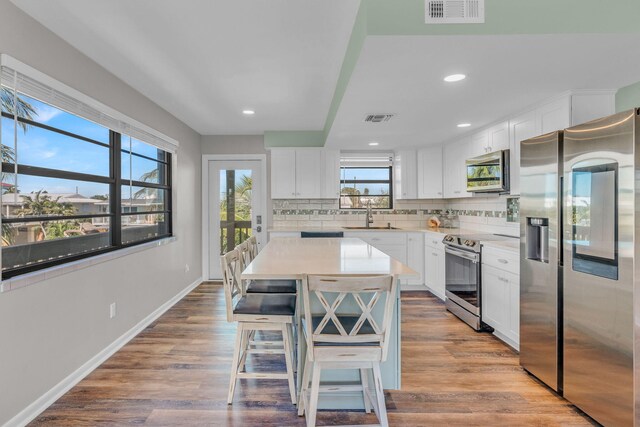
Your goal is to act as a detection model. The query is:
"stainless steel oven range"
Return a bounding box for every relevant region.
[443,233,512,331]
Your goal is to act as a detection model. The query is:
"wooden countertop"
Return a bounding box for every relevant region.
[242,237,418,280]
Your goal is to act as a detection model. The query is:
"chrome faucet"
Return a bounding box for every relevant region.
[365,200,374,228]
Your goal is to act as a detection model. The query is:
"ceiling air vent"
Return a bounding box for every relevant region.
[364,114,395,123]
[425,0,485,24]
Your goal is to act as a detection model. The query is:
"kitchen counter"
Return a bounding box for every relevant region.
[269,226,469,234]
[481,239,520,253]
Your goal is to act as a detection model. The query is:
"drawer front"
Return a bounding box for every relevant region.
[482,246,519,275]
[344,231,407,246]
[424,231,446,250]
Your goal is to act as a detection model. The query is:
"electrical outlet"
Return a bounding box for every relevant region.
[185,264,190,273]
[109,302,117,319]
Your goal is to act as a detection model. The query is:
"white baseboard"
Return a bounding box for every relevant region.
[3,277,203,427]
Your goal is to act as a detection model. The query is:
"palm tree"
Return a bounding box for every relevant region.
[15,190,76,240]
[1,88,37,245]
[1,87,37,128]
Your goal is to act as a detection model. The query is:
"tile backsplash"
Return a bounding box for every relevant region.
[273,195,520,236]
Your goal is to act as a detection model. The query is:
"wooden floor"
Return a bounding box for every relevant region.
[30,283,595,426]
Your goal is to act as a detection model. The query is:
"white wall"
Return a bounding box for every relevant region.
[0,1,202,424]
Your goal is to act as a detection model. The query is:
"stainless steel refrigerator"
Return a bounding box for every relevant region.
[520,110,636,427]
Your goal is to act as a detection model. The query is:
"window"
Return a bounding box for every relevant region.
[340,166,393,209]
[0,76,173,279]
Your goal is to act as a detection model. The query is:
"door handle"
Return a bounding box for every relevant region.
[255,226,262,232]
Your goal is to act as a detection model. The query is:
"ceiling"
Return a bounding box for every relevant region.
[326,34,640,150]
[11,0,361,135]
[10,1,640,147]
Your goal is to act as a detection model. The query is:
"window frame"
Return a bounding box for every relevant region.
[339,165,393,210]
[0,109,173,279]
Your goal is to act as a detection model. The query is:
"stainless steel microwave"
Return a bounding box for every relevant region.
[465,150,510,193]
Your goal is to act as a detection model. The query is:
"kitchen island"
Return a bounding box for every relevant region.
[242,236,417,409]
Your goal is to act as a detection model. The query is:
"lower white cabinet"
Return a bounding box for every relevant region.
[424,232,446,300]
[344,231,408,264]
[406,233,424,286]
[481,247,520,350]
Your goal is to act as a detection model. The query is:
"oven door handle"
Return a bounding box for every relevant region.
[445,246,479,263]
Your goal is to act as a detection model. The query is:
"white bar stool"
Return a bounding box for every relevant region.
[297,274,397,427]
[221,248,297,405]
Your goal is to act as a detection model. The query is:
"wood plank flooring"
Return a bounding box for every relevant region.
[30,283,595,426]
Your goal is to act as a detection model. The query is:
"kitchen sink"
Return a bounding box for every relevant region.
[342,226,400,230]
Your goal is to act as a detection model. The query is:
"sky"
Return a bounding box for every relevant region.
[1,92,162,197]
[340,167,390,195]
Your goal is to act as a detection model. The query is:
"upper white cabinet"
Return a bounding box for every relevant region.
[488,121,510,152]
[417,145,443,199]
[469,121,509,156]
[508,110,537,196]
[508,92,615,196]
[271,148,322,199]
[468,130,489,158]
[394,150,418,199]
[321,149,341,199]
[443,137,472,199]
[295,149,322,198]
[538,96,571,134]
[271,149,297,199]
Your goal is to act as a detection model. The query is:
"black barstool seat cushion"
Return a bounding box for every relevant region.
[233,294,296,316]
[303,315,377,346]
[246,279,297,294]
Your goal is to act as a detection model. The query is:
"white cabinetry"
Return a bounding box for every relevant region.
[417,145,443,199]
[481,246,520,350]
[469,121,509,156]
[271,149,297,199]
[295,149,322,198]
[271,148,332,199]
[508,92,614,196]
[538,96,571,134]
[443,138,471,199]
[321,150,341,199]
[424,231,446,300]
[344,231,408,264]
[394,150,418,199]
[508,110,537,196]
[469,130,488,158]
[406,232,424,286]
[488,121,509,152]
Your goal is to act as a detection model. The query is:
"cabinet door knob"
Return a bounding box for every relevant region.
[497,259,508,264]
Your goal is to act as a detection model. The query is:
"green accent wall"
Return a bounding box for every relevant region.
[367,0,640,35]
[616,81,640,112]
[322,3,368,140]
[264,130,325,148]
[265,0,640,148]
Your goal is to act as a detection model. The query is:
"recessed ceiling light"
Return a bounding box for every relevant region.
[457,123,471,128]
[444,74,466,83]
[242,109,255,115]
[368,141,379,146]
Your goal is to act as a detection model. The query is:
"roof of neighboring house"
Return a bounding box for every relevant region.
[2,192,162,207]
[1,192,103,206]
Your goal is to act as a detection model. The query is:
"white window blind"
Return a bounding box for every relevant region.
[0,55,178,153]
[340,152,394,168]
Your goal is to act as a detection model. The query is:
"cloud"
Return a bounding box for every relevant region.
[34,105,62,123]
